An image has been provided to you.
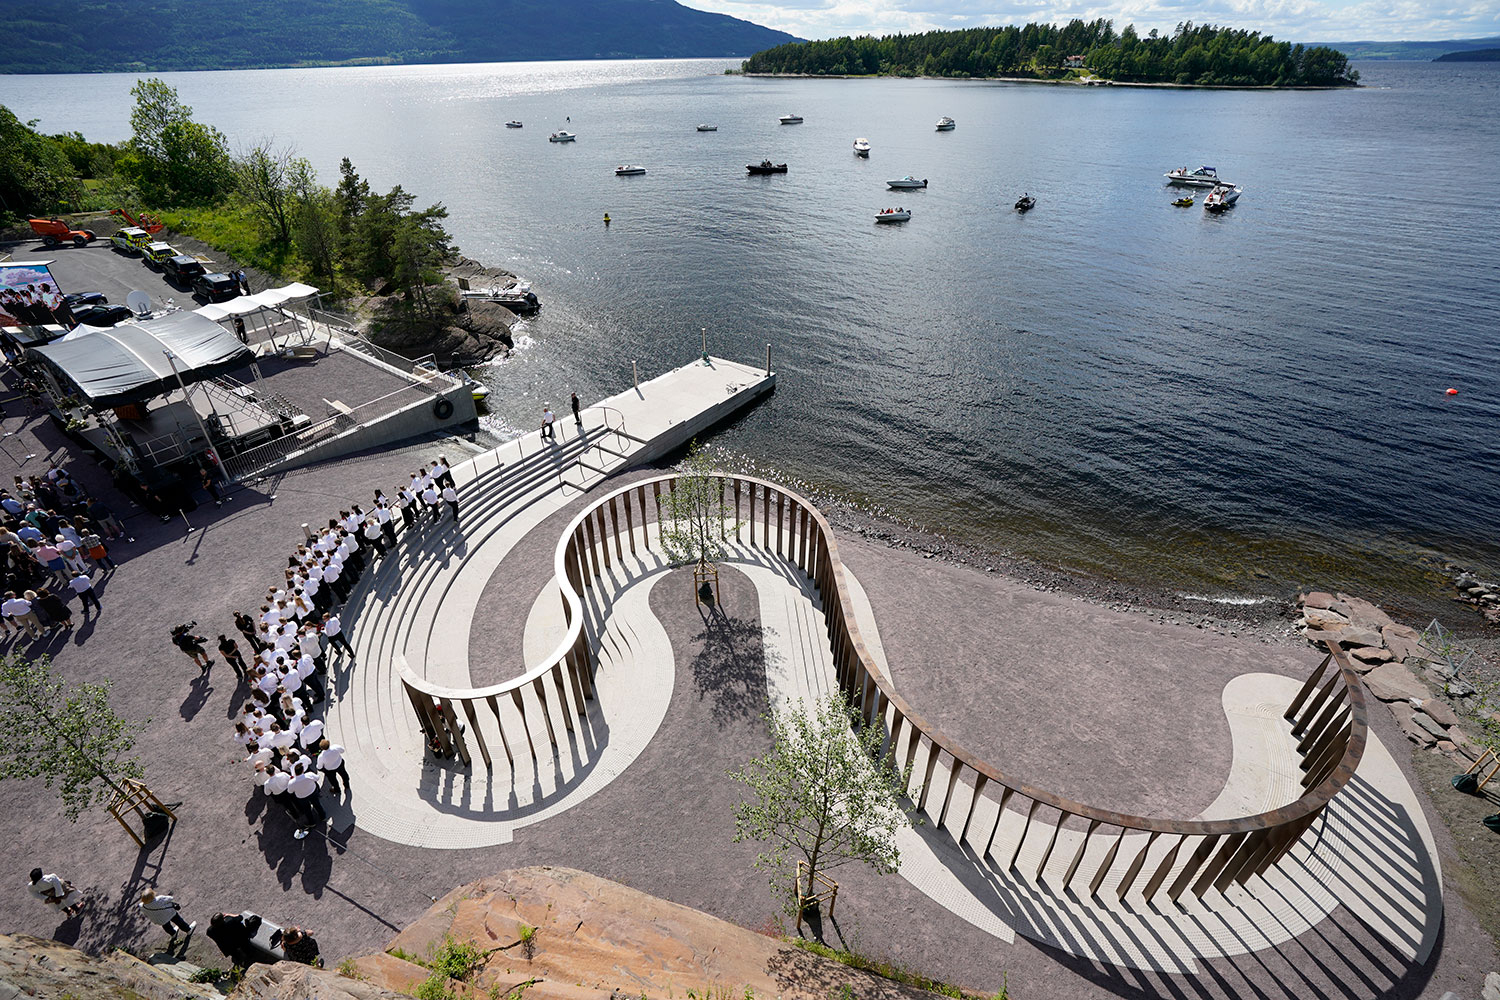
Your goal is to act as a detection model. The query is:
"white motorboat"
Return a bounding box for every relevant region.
[548,131,577,142]
[875,208,911,223]
[416,363,491,403]
[887,176,928,189]
[1203,184,1243,211]
[696,124,718,131]
[615,165,646,176]
[1165,165,1222,187]
[505,120,523,128]
[461,280,540,314]
[936,116,956,131]
[779,114,804,124]
[853,138,871,157]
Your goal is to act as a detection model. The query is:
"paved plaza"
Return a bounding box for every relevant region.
[0,362,1495,1000]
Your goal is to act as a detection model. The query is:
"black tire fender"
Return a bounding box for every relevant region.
[433,398,455,420]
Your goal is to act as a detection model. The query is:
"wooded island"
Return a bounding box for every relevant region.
[742,21,1360,87]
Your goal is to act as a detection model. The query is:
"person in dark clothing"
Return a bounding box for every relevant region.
[206,912,260,967]
[217,634,248,680]
[171,624,213,672]
[34,587,72,630]
[234,610,266,653]
[279,925,321,967]
[571,392,582,426]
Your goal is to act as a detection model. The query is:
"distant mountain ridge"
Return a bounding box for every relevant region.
[1433,47,1500,61]
[1317,36,1500,60]
[0,0,801,74]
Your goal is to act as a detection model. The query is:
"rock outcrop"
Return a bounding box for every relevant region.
[349,866,972,1000]
[1295,592,1490,760]
[0,932,222,1000]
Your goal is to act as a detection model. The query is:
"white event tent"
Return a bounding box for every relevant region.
[194,282,321,349]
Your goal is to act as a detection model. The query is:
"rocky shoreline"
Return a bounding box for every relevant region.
[358,255,532,366]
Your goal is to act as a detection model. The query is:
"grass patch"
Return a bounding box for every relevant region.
[156,196,302,281]
[517,921,536,960]
[789,939,1007,999]
[387,945,427,966]
[428,935,487,982]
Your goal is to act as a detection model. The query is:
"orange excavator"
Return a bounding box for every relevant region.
[110,208,164,233]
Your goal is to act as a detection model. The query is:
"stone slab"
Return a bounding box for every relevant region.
[1364,662,1429,703]
[1413,711,1450,740]
[1351,645,1394,664]
[1301,591,1336,609]
[1422,699,1460,728]
[1337,594,1394,630]
[1337,626,1385,649]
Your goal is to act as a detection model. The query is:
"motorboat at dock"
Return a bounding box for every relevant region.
[461,280,540,314]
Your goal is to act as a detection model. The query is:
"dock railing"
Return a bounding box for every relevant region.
[400,472,1367,903]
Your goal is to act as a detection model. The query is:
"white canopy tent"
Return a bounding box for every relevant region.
[195,283,321,349]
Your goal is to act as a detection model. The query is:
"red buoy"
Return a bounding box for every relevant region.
[1446,387,1459,395]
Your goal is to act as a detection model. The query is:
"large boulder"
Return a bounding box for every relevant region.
[0,933,221,1000]
[232,962,418,1000]
[1336,627,1385,650]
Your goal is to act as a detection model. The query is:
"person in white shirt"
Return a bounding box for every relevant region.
[317,739,349,798]
[442,485,459,524]
[267,724,296,750]
[287,763,325,838]
[421,485,440,523]
[322,612,354,659]
[541,405,556,439]
[139,888,195,939]
[68,572,101,616]
[28,868,82,915]
[433,457,454,490]
[300,718,324,748]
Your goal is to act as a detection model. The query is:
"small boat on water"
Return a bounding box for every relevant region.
[417,363,491,404]
[1165,165,1222,187]
[779,114,804,124]
[505,121,523,128]
[461,280,540,314]
[1172,195,1195,207]
[936,116,956,131]
[1014,194,1035,212]
[1203,184,1243,212]
[747,160,788,175]
[548,131,577,143]
[853,138,871,157]
[696,124,718,131]
[875,208,911,223]
[887,176,928,189]
[615,165,646,176]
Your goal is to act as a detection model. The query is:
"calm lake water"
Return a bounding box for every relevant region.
[6,59,1499,621]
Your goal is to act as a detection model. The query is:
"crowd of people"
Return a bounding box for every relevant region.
[211,455,462,840]
[0,464,124,639]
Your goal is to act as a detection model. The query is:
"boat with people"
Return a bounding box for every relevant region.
[548,131,577,142]
[1165,165,1222,187]
[853,138,871,157]
[779,114,804,124]
[615,165,646,176]
[1014,194,1035,212]
[887,176,928,189]
[936,117,956,131]
[696,124,718,131]
[1172,195,1195,207]
[746,160,788,175]
[1203,184,1243,211]
[505,121,523,128]
[875,208,911,223]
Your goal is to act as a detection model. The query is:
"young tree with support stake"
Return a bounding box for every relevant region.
[731,691,915,927]
[0,655,163,843]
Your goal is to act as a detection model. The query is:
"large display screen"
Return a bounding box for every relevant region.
[0,262,65,328]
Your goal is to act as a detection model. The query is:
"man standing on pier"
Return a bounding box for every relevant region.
[570,392,582,428]
[541,405,556,440]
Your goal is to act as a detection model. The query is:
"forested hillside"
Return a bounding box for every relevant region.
[0,0,800,73]
[742,21,1359,87]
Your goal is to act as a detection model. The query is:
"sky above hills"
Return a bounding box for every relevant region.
[686,0,1500,43]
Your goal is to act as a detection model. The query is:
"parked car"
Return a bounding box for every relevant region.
[163,254,208,287]
[143,243,178,269]
[73,303,132,327]
[110,227,152,254]
[62,291,108,308]
[192,272,241,302]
